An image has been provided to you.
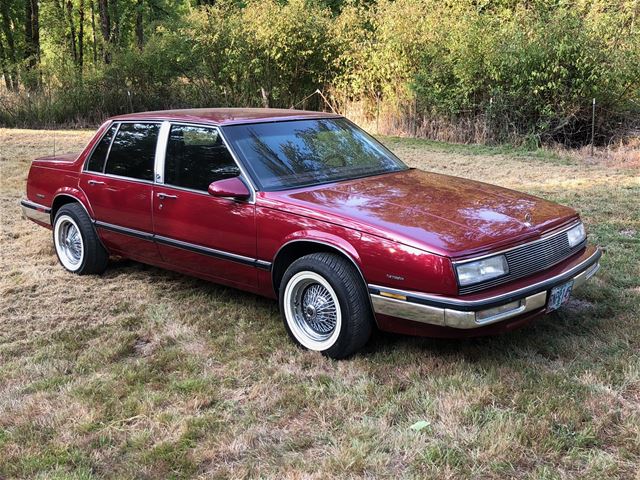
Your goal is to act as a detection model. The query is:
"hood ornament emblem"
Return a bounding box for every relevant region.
[524,212,533,227]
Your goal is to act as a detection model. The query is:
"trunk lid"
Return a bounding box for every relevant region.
[32,153,79,166]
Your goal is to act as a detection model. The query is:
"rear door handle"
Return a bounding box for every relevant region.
[157,192,178,200]
[87,180,105,185]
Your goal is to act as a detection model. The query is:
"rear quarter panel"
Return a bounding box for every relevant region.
[26,122,111,215]
[27,162,78,205]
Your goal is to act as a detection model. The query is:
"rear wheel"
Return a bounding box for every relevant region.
[53,203,108,275]
[279,252,373,359]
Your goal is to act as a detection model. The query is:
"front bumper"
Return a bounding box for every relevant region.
[370,246,601,330]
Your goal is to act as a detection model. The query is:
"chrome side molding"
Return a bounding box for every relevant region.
[94,219,272,271]
[20,197,273,271]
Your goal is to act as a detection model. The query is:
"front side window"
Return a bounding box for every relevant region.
[164,124,240,191]
[222,118,407,191]
[85,123,117,172]
[104,123,160,181]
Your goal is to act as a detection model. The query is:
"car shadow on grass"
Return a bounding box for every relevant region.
[363,303,609,367]
[103,256,277,309]
[101,257,614,366]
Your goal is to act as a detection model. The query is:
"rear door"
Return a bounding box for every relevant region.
[152,123,258,288]
[80,121,161,261]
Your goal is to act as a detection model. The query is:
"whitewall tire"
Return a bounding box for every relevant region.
[279,252,373,359]
[283,271,343,351]
[54,214,85,272]
[53,203,109,275]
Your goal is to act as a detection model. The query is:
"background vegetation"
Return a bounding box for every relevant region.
[1,0,639,145]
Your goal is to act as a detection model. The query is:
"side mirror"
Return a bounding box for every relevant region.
[208,177,251,200]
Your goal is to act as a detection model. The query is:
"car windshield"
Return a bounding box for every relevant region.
[222,118,408,191]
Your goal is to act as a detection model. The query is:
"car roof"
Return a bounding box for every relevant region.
[110,108,342,126]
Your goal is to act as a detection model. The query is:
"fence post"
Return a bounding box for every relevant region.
[414,97,418,137]
[591,98,596,156]
[376,92,381,135]
[487,97,493,144]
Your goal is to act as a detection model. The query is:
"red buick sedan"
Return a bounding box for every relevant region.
[21,108,601,358]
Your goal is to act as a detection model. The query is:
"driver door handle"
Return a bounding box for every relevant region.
[157,192,178,200]
[87,180,105,185]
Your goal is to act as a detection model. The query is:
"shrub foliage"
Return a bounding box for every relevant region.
[0,0,638,145]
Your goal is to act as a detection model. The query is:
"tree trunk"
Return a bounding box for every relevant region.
[0,34,13,90]
[66,0,78,65]
[78,0,84,70]
[24,0,40,81]
[261,87,270,108]
[111,0,119,45]
[91,0,97,63]
[98,0,111,63]
[135,0,143,50]
[24,1,32,53]
[0,2,19,91]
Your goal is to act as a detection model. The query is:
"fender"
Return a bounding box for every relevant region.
[278,229,363,267]
[273,230,367,291]
[52,187,95,221]
[272,231,379,325]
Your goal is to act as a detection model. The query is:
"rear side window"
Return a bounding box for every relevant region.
[164,125,240,191]
[85,124,117,172]
[104,123,160,181]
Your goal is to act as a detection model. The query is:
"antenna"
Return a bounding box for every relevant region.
[53,130,56,158]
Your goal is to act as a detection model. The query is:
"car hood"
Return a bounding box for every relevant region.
[262,169,579,257]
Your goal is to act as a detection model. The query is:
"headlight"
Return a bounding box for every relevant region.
[567,222,586,247]
[456,255,509,286]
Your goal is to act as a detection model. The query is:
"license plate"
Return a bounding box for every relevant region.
[547,280,573,312]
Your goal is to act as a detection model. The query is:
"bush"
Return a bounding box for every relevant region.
[332,0,640,145]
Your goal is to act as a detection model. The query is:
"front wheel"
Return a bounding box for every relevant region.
[279,252,373,359]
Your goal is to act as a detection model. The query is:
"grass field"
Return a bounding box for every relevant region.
[1,128,639,479]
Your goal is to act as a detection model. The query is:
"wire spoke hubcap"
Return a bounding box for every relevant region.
[299,283,337,335]
[55,216,84,269]
[65,227,82,261]
[284,271,342,349]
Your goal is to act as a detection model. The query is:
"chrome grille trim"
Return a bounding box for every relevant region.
[457,223,587,294]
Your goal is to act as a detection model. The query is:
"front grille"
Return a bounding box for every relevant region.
[458,226,587,294]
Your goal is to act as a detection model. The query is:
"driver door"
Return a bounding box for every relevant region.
[152,123,258,288]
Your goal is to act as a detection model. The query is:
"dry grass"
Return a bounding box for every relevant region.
[1,128,639,479]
